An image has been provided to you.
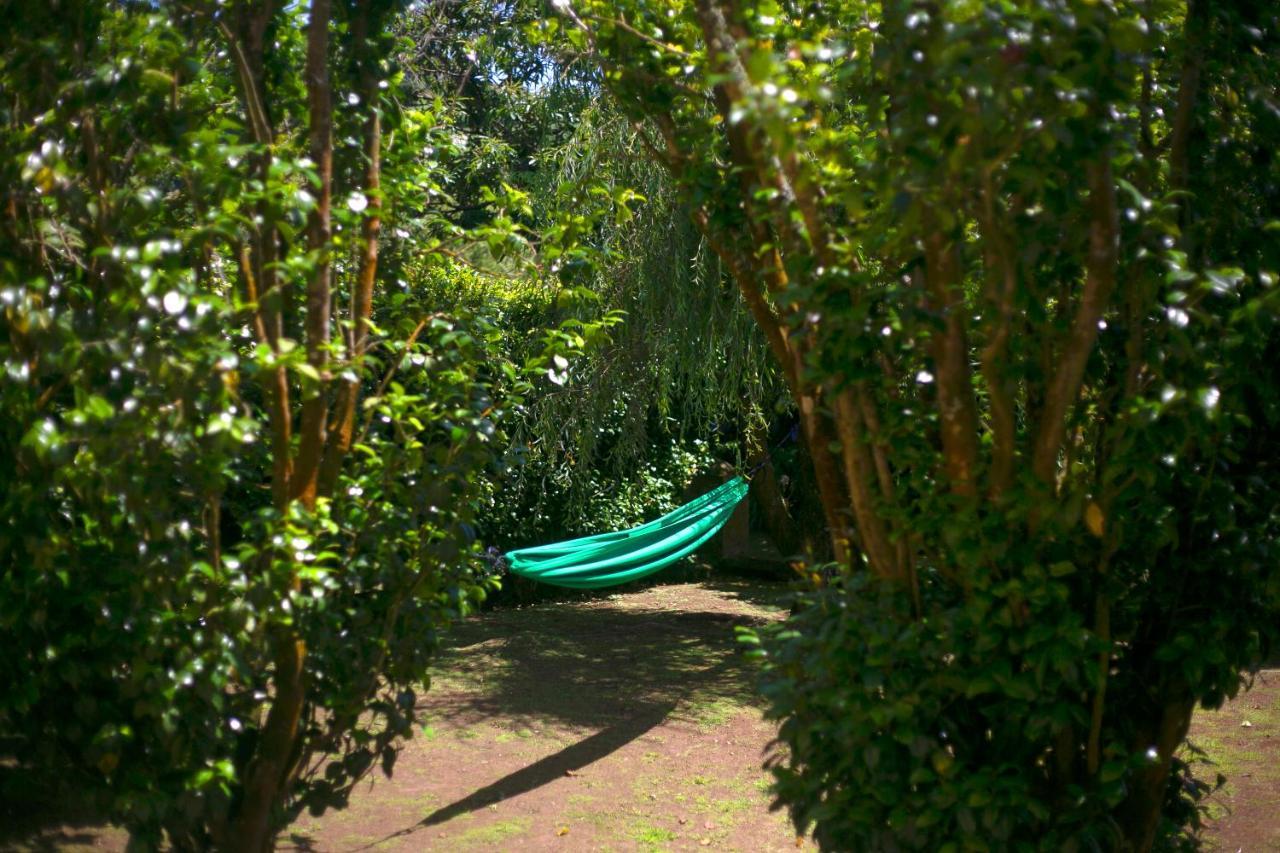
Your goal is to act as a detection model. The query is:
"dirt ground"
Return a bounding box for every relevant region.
[1189,668,1280,851]
[282,579,802,852]
[2,579,1277,851]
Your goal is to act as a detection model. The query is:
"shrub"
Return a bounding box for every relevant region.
[555,0,1280,846]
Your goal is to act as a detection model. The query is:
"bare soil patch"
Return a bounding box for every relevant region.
[1189,669,1280,851]
[283,578,803,852]
[2,580,1276,851]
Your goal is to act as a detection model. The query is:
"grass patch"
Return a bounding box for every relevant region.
[714,796,753,816]
[633,821,678,849]
[566,805,612,830]
[454,817,532,847]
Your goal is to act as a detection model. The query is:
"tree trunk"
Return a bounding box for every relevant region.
[1119,694,1196,851]
[228,1,332,848]
[748,453,798,556]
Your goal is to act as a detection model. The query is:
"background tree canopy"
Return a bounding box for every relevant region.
[2,0,1278,850]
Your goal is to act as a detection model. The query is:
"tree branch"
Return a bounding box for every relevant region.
[835,388,899,579]
[238,244,293,506]
[923,224,980,495]
[1167,0,1209,198]
[291,0,335,507]
[231,2,329,848]
[1031,158,1118,485]
[976,172,1018,498]
[320,1,386,496]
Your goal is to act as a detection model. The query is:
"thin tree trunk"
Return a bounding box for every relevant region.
[833,389,898,579]
[923,227,980,495]
[1031,158,1118,485]
[1119,694,1196,851]
[796,394,854,566]
[230,2,332,847]
[292,0,334,507]
[320,1,384,495]
[976,173,1019,499]
[748,454,798,556]
[1168,0,1208,200]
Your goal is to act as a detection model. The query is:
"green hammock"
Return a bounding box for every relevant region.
[503,476,749,589]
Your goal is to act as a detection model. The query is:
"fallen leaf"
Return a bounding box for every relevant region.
[1241,720,1253,728]
[557,826,570,837]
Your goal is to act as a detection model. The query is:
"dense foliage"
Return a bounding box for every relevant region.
[391,1,786,544]
[3,0,1279,849]
[0,1,600,847]
[549,0,1280,848]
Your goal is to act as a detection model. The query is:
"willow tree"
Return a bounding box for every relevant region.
[477,99,799,548]
[548,0,1280,848]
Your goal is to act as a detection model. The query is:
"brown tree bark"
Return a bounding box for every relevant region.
[291,0,335,508]
[834,389,899,579]
[229,2,332,848]
[1031,158,1118,486]
[976,174,1019,499]
[320,1,385,495]
[923,227,980,496]
[220,4,293,507]
[1119,693,1196,851]
[1168,0,1208,202]
[746,453,799,556]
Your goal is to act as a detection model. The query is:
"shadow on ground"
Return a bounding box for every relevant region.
[2,579,796,853]
[0,754,118,852]
[422,578,787,733]
[328,580,794,849]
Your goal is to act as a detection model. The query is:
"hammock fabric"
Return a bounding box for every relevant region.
[503,476,750,589]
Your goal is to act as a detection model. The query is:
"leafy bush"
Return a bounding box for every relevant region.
[555,0,1280,846]
[0,3,568,847]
